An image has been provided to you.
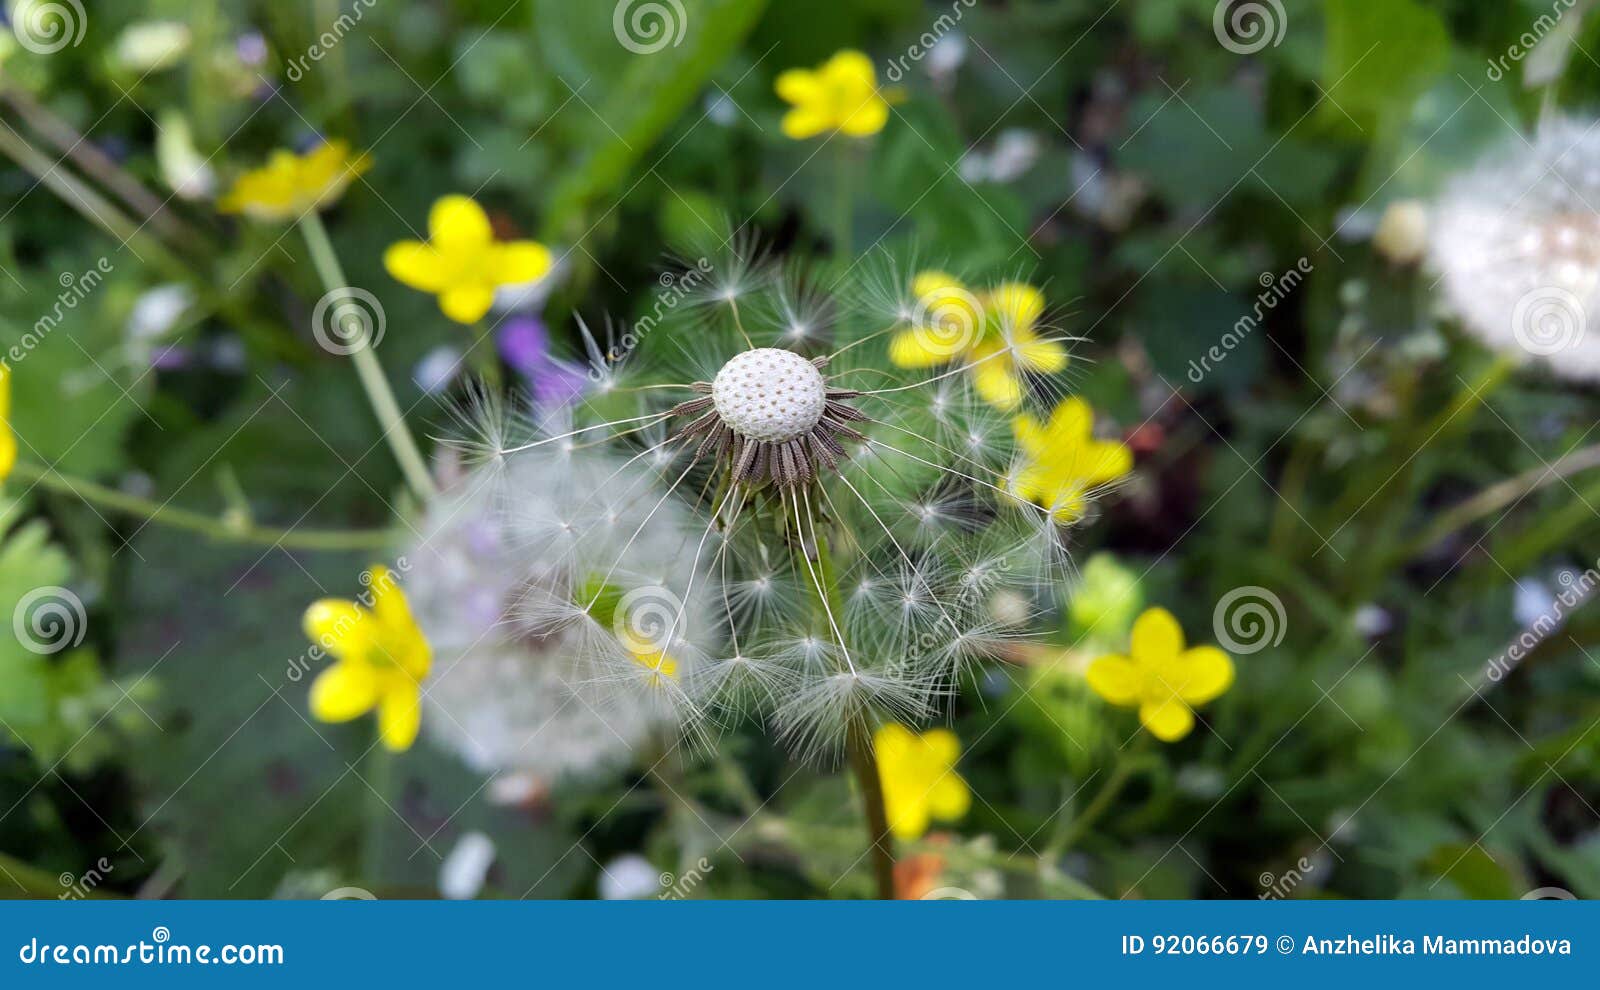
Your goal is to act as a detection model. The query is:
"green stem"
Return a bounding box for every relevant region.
[798,488,893,898]
[846,720,896,899]
[362,746,392,884]
[10,462,398,552]
[1047,750,1143,857]
[297,213,438,503]
[832,140,853,258]
[1404,441,1600,559]
[469,322,503,392]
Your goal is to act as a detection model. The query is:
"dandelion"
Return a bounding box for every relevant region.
[302,565,432,752]
[217,140,370,222]
[405,427,710,784]
[1006,397,1132,523]
[1429,117,1600,380]
[887,271,1069,411]
[1086,607,1233,742]
[441,241,1091,895]
[875,723,971,841]
[0,361,13,483]
[775,50,899,140]
[385,195,553,324]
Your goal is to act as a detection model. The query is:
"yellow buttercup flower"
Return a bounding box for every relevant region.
[217,140,370,221]
[775,49,899,140]
[0,361,14,483]
[1086,607,1234,742]
[623,636,678,688]
[303,565,433,752]
[875,723,971,841]
[384,195,553,324]
[1008,398,1133,523]
[887,272,1068,411]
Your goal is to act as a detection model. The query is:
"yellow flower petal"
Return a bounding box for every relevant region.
[1011,413,1049,460]
[368,566,431,679]
[926,770,971,822]
[383,241,446,292]
[921,728,960,764]
[0,362,13,484]
[428,194,492,247]
[873,722,915,761]
[911,271,965,299]
[1084,440,1134,485]
[986,282,1045,332]
[492,241,553,284]
[377,684,422,751]
[774,68,821,105]
[781,106,834,140]
[1046,397,1092,444]
[1130,607,1184,666]
[971,352,1023,411]
[886,792,932,841]
[1176,645,1234,704]
[888,326,964,368]
[839,98,889,137]
[309,663,380,723]
[303,599,371,664]
[822,49,876,87]
[1085,654,1140,706]
[438,285,496,324]
[1012,330,1068,374]
[1139,697,1195,742]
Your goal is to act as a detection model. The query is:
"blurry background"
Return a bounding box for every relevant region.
[1,0,1597,900]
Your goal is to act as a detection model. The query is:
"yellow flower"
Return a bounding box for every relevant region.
[622,636,678,688]
[775,50,898,140]
[384,195,553,324]
[1007,398,1133,523]
[1086,607,1234,742]
[217,140,370,221]
[887,273,1068,411]
[0,362,14,483]
[303,565,432,752]
[875,723,971,841]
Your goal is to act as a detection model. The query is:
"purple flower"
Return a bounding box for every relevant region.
[498,316,587,407]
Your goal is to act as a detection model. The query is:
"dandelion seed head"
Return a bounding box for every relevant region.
[1431,117,1600,379]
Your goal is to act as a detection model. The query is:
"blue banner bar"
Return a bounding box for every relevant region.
[0,901,1588,986]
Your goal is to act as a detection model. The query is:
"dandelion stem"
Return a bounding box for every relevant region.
[10,461,400,551]
[845,720,897,899]
[297,212,438,503]
[832,140,854,258]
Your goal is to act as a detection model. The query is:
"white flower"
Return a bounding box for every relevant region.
[1430,117,1600,379]
[111,21,191,73]
[598,854,660,900]
[438,831,496,900]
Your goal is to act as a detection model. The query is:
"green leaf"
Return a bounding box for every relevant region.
[1320,0,1449,131]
